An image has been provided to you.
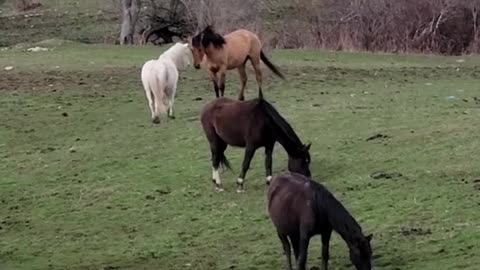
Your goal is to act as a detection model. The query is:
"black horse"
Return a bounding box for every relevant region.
[268,172,373,270]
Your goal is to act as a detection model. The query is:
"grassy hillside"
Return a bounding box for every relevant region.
[1,44,479,270]
[0,0,118,46]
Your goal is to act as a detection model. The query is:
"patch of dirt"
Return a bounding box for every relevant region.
[370,171,404,180]
[366,133,391,141]
[0,67,138,92]
[400,227,432,236]
[474,182,480,191]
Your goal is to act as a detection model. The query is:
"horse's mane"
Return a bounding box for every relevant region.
[257,99,304,154]
[310,179,365,243]
[159,42,191,69]
[193,25,226,49]
[161,43,184,58]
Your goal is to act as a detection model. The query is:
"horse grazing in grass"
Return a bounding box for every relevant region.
[200,97,311,193]
[190,26,285,101]
[141,42,192,123]
[268,172,374,270]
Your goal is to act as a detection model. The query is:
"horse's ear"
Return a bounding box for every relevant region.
[304,143,311,151]
[366,234,373,242]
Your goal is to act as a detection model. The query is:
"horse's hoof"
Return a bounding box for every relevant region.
[152,117,160,124]
[266,176,272,185]
[215,187,225,192]
[238,96,245,101]
[236,188,245,193]
[168,115,176,119]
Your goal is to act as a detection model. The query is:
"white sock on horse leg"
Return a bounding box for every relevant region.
[266,175,272,183]
[213,169,221,186]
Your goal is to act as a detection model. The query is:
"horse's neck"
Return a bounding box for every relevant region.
[273,128,302,157]
[160,54,180,69]
[204,47,226,63]
[276,134,300,157]
[324,196,363,245]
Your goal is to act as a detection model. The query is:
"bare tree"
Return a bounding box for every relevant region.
[180,0,262,34]
[120,0,141,45]
[139,0,193,45]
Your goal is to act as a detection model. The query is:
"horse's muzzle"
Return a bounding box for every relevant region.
[194,64,200,69]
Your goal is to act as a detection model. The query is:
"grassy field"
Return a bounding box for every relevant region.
[1,43,480,270]
[0,0,118,46]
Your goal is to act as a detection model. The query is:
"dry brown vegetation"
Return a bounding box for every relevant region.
[269,0,480,55]
[7,0,480,55]
[15,0,42,11]
[130,0,480,55]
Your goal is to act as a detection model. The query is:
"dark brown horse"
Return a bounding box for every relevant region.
[268,172,373,270]
[190,26,285,100]
[200,97,311,192]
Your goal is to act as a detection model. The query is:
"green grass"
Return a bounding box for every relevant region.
[1,45,480,270]
[0,0,117,47]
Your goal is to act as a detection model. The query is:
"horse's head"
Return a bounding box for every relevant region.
[349,234,373,270]
[164,42,193,70]
[178,42,193,69]
[189,34,204,69]
[287,143,311,177]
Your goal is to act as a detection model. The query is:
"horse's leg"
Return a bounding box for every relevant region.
[166,86,176,119]
[148,90,156,121]
[210,139,227,192]
[219,69,226,97]
[290,233,300,262]
[167,102,174,119]
[277,232,293,270]
[237,65,247,100]
[321,229,332,270]
[142,80,156,122]
[208,70,220,98]
[237,146,257,193]
[167,93,175,119]
[250,57,264,99]
[264,143,274,185]
[167,69,178,119]
[297,234,311,270]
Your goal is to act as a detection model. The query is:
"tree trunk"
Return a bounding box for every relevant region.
[120,0,141,45]
[473,7,478,43]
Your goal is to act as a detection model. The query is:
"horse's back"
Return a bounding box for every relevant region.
[200,98,266,146]
[268,173,316,234]
[224,29,262,67]
[141,60,159,87]
[200,97,237,129]
[201,97,235,117]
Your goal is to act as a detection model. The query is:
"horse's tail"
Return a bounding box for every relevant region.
[260,50,285,81]
[218,152,232,172]
[150,65,168,118]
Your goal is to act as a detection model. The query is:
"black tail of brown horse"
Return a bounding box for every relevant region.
[260,51,285,81]
[218,151,232,171]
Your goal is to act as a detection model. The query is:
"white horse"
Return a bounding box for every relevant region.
[141,42,193,123]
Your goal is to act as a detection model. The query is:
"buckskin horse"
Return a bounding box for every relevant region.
[200,97,311,193]
[190,26,285,100]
